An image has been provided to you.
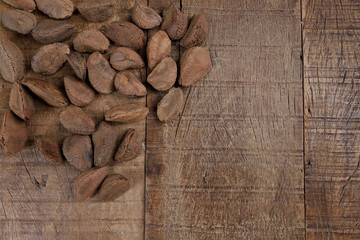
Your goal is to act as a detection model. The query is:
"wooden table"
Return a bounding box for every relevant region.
[0,0,358,239]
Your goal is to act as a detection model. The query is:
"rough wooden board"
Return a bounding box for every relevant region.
[0,0,146,239]
[145,0,304,239]
[303,0,360,239]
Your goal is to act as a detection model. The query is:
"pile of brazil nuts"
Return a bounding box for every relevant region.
[0,0,211,201]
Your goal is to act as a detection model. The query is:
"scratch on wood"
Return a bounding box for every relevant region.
[175,87,192,140]
[339,154,360,206]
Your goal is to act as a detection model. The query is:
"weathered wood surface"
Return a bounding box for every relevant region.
[0,0,146,239]
[303,0,360,239]
[146,0,304,239]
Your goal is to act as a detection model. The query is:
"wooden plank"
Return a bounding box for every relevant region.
[303,0,360,239]
[0,0,146,239]
[145,0,304,239]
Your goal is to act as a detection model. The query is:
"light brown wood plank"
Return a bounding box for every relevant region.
[145,0,304,239]
[303,0,360,239]
[0,0,146,239]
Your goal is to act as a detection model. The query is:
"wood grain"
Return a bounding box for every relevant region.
[146,0,304,239]
[0,0,146,239]
[303,0,360,239]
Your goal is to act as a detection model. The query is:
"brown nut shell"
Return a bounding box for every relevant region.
[9,82,35,121]
[147,30,171,70]
[87,52,115,94]
[131,3,162,29]
[161,4,188,40]
[73,166,109,200]
[110,47,144,71]
[2,9,37,34]
[92,122,118,167]
[63,135,93,171]
[31,43,70,75]
[115,128,142,162]
[180,14,208,49]
[99,174,130,201]
[66,52,87,81]
[64,75,95,107]
[2,0,36,12]
[35,0,75,19]
[35,136,63,164]
[22,78,69,107]
[157,88,184,122]
[77,0,116,22]
[179,47,211,87]
[0,39,25,83]
[0,110,27,154]
[114,71,147,97]
[105,104,149,123]
[100,21,145,51]
[60,106,95,135]
[73,30,110,53]
[147,57,177,91]
[31,19,75,44]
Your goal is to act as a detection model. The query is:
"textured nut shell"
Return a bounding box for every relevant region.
[110,47,144,71]
[87,52,115,94]
[2,0,36,12]
[22,78,69,107]
[73,30,110,53]
[131,3,162,29]
[147,57,177,91]
[66,52,87,81]
[99,174,130,201]
[147,30,171,70]
[77,0,116,22]
[100,21,145,51]
[179,47,211,87]
[73,166,109,200]
[60,106,95,135]
[105,104,149,123]
[31,43,70,75]
[157,88,184,122]
[63,135,93,171]
[114,71,147,97]
[64,75,95,107]
[2,10,37,34]
[35,0,74,19]
[161,4,188,40]
[0,110,27,154]
[31,19,75,44]
[92,122,118,167]
[115,129,142,162]
[180,14,208,49]
[35,137,63,164]
[0,39,25,83]
[9,82,35,120]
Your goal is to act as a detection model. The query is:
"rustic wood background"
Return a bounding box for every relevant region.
[0,0,358,239]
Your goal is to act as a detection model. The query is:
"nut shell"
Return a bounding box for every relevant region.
[157,88,184,122]
[0,39,25,83]
[63,135,93,171]
[147,30,171,70]
[0,110,27,154]
[73,30,110,53]
[87,52,115,94]
[105,104,149,123]
[2,9,37,34]
[31,19,75,44]
[35,0,75,19]
[73,166,109,200]
[60,106,96,135]
[180,14,208,49]
[99,174,130,201]
[9,82,35,121]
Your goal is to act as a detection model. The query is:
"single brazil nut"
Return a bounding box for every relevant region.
[115,128,142,163]
[31,19,75,44]
[31,43,70,75]
[99,174,130,201]
[35,136,64,164]
[60,106,96,135]
[105,104,149,123]
[64,75,95,107]
[0,39,25,83]
[9,82,35,121]
[22,78,69,107]
[63,135,93,172]
[1,9,37,34]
